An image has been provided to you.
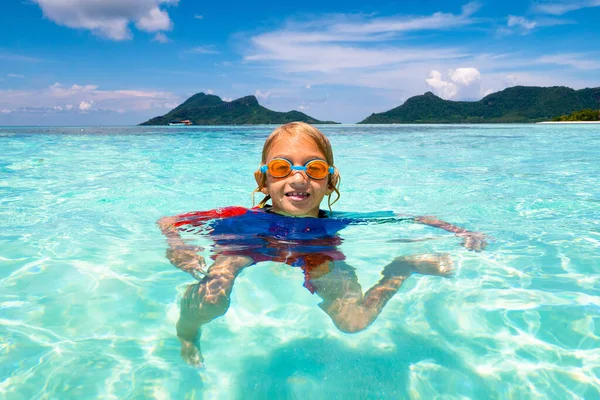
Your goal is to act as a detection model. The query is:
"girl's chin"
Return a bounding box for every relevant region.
[272,204,319,218]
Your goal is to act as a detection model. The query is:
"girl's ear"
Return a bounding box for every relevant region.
[325,184,334,196]
[254,170,268,194]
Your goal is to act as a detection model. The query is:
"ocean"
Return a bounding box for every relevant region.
[1,124,599,399]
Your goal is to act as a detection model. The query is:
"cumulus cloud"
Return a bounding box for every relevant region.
[7,74,25,78]
[32,0,179,40]
[425,70,459,98]
[255,90,271,100]
[425,67,484,100]
[504,74,518,87]
[79,101,93,111]
[207,89,214,94]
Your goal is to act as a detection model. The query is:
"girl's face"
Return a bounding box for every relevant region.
[261,134,333,217]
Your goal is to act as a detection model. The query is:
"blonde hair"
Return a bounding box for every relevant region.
[252,122,341,212]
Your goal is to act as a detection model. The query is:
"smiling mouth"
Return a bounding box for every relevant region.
[285,192,310,200]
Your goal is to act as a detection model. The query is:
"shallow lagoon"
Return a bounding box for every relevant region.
[1,124,599,399]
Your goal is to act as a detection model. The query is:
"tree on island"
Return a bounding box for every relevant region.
[552,109,600,122]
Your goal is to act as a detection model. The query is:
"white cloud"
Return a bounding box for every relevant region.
[532,0,600,15]
[425,67,484,100]
[222,97,233,102]
[255,90,271,100]
[425,70,459,98]
[536,53,600,70]
[207,89,214,94]
[79,100,93,111]
[0,83,180,115]
[508,16,536,30]
[504,74,518,87]
[498,15,537,35]
[191,45,219,54]
[244,7,477,75]
[331,2,480,35]
[450,67,481,86]
[153,32,170,43]
[135,6,172,32]
[194,15,204,19]
[7,74,25,78]
[32,0,179,40]
[0,51,44,63]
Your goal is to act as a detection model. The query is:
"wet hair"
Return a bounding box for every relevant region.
[252,122,341,212]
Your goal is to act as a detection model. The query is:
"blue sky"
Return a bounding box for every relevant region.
[1,0,599,125]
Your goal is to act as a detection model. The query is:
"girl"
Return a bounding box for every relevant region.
[158,122,486,366]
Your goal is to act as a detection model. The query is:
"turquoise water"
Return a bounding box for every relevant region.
[1,124,599,399]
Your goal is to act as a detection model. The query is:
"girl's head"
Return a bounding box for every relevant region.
[253,122,341,217]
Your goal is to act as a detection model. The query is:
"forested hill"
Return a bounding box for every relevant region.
[359,86,600,124]
[139,93,337,125]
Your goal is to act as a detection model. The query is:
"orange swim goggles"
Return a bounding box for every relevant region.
[260,158,334,180]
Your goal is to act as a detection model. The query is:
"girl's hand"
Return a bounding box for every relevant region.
[158,216,179,232]
[166,245,207,280]
[456,231,487,252]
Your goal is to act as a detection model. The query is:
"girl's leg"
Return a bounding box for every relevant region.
[176,255,253,366]
[315,254,453,333]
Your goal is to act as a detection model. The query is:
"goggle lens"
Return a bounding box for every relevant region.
[268,159,294,178]
[305,160,329,179]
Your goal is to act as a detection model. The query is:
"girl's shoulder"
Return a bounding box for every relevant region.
[173,206,251,227]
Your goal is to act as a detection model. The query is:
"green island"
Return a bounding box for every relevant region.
[139,93,338,125]
[359,86,600,124]
[552,108,600,122]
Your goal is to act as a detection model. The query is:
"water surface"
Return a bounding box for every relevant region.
[1,124,599,399]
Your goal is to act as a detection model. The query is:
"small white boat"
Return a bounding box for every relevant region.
[169,120,192,126]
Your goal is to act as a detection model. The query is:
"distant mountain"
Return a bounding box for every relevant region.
[359,86,600,124]
[140,93,337,125]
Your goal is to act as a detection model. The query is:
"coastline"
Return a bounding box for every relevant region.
[536,121,600,124]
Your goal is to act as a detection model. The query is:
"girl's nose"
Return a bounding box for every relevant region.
[290,169,308,182]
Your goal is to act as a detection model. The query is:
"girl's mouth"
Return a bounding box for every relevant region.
[285,192,310,201]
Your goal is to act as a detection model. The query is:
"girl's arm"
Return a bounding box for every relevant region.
[413,215,487,252]
[158,215,207,279]
[157,207,250,279]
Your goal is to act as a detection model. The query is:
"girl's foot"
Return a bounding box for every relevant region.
[179,338,204,367]
[383,253,454,277]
